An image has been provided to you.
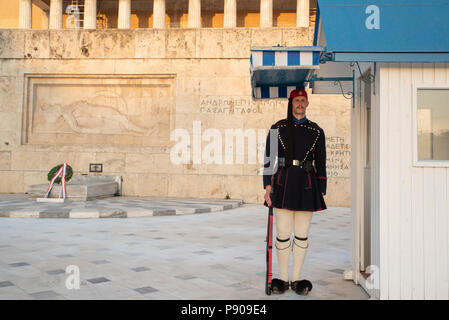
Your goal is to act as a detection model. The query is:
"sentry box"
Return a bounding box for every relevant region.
[250,0,449,300]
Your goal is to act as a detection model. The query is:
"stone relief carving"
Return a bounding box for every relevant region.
[23,76,175,146]
[34,90,150,135]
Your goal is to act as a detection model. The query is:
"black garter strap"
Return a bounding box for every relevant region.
[293,236,309,249]
[275,237,291,250]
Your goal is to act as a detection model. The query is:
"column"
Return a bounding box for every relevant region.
[84,0,97,29]
[224,0,237,28]
[19,0,32,29]
[49,0,63,29]
[296,0,309,28]
[118,0,131,29]
[188,0,201,28]
[41,10,50,29]
[260,0,273,28]
[153,0,166,29]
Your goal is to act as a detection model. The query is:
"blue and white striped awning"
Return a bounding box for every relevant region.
[250,46,325,99]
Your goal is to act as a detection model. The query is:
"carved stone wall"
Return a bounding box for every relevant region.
[0,28,351,206]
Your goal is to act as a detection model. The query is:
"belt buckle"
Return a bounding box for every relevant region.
[292,160,300,166]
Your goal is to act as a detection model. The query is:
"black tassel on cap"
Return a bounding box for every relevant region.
[285,98,295,168]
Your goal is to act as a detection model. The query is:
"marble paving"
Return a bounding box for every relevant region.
[0,199,369,300]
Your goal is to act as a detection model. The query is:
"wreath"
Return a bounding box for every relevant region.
[47,164,73,184]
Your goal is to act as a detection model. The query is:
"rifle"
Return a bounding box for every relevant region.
[265,175,275,295]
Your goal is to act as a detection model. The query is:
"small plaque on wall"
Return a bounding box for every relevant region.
[89,163,103,173]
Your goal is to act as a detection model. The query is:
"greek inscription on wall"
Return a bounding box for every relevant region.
[326,136,350,178]
[199,96,285,115]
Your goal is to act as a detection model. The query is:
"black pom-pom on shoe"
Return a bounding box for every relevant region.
[271,278,289,294]
[291,280,313,295]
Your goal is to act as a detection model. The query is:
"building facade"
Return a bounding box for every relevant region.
[0,0,351,206]
[1,0,317,29]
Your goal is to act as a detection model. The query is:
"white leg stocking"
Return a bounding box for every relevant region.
[274,208,293,282]
[291,211,313,282]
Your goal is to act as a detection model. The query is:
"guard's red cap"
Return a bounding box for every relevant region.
[289,89,308,100]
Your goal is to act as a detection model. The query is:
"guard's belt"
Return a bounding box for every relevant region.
[278,158,314,171]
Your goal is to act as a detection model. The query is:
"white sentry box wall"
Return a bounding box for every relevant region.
[350,61,381,299]
[377,62,449,300]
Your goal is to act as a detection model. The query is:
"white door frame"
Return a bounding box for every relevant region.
[350,63,379,299]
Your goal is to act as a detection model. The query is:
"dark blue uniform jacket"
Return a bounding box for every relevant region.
[263,118,327,212]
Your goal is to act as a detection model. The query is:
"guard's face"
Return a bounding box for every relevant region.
[292,96,309,118]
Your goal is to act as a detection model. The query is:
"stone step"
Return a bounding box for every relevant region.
[0,195,244,219]
[26,175,122,201]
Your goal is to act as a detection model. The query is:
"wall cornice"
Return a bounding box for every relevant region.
[0,27,314,59]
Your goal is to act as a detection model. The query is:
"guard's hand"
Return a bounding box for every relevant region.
[264,187,272,207]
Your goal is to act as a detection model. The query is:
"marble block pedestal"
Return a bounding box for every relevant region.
[27,175,122,201]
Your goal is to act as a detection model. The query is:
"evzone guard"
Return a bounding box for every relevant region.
[263,88,327,295]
